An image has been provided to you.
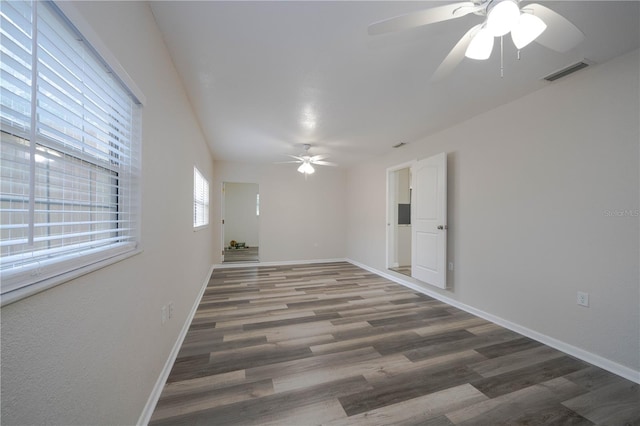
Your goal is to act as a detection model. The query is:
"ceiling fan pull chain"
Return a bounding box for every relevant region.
[500,35,504,78]
[517,49,521,61]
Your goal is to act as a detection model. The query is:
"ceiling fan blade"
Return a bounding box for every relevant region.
[313,160,337,167]
[431,24,482,82]
[287,154,305,161]
[310,154,329,162]
[524,3,584,52]
[275,160,302,164]
[368,2,477,35]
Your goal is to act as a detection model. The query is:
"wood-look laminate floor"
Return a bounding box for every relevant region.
[223,247,259,263]
[149,262,639,426]
[389,265,411,277]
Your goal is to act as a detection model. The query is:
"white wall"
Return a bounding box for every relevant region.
[397,226,411,267]
[0,2,215,425]
[213,162,347,263]
[397,168,411,204]
[347,50,640,373]
[224,182,259,247]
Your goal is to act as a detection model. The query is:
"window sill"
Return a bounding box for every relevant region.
[193,224,209,232]
[0,248,143,307]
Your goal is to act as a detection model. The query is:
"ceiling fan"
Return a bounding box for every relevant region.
[279,144,337,175]
[368,0,584,80]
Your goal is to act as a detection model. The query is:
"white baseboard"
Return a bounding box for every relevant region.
[347,258,640,384]
[137,264,215,426]
[213,258,348,269]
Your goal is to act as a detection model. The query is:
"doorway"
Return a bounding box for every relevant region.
[387,153,448,288]
[387,163,413,277]
[223,182,259,263]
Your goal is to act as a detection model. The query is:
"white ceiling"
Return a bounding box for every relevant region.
[150,1,640,168]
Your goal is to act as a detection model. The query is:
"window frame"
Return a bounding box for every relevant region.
[0,0,145,306]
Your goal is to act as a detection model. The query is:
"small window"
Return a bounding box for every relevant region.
[0,0,142,299]
[193,167,209,228]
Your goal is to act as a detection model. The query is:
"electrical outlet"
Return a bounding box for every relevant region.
[168,302,174,319]
[577,291,589,307]
[161,305,167,324]
[448,262,454,271]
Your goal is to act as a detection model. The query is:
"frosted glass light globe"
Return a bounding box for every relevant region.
[511,13,547,49]
[465,27,494,60]
[487,0,520,37]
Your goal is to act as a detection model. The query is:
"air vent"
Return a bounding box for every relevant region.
[393,142,407,148]
[543,60,592,82]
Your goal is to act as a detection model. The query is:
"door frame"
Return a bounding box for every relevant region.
[221,181,260,263]
[386,161,415,271]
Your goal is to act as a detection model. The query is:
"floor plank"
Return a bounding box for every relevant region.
[149,262,639,425]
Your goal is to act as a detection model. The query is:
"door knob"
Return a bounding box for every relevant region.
[437,225,444,230]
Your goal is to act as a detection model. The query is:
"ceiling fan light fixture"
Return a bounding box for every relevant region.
[369,1,585,81]
[486,0,520,37]
[297,161,315,174]
[511,13,547,49]
[465,27,494,60]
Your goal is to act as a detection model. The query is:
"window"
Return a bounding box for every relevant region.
[193,167,209,228]
[0,0,142,299]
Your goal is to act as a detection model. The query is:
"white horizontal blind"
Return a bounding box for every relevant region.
[0,0,141,295]
[193,167,209,228]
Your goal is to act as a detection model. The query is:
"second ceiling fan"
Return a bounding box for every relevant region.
[368,0,584,80]
[280,144,337,176]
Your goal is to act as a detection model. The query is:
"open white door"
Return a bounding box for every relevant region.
[411,152,447,288]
